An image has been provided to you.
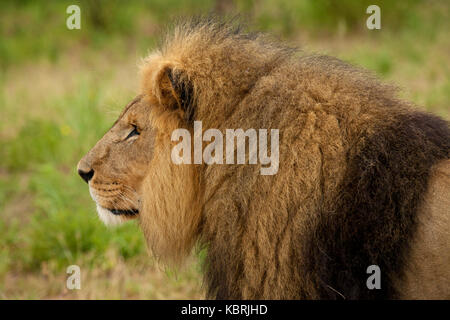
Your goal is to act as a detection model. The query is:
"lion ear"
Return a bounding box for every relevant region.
[155,66,195,123]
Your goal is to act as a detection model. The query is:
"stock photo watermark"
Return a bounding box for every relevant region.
[171,121,280,175]
[66,265,81,290]
[366,5,381,30]
[366,265,381,290]
[66,5,81,30]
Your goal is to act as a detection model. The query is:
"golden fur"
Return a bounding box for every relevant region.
[396,160,450,299]
[78,18,450,299]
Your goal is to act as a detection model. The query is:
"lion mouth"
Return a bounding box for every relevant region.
[109,208,139,216]
[95,204,139,226]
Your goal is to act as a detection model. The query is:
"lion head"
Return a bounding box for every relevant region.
[77,19,285,265]
[77,95,151,224]
[77,68,202,264]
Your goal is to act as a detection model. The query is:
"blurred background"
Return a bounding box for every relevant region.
[0,0,448,299]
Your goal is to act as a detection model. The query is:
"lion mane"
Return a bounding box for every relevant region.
[131,18,449,299]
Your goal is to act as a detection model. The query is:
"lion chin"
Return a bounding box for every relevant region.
[95,204,127,226]
[88,187,139,226]
[94,205,140,226]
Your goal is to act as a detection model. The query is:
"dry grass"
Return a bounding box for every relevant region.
[1,252,203,299]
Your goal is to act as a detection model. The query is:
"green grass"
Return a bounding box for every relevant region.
[236,0,425,36]
[0,0,448,299]
[1,77,145,272]
[0,0,216,70]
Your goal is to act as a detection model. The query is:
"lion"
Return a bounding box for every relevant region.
[77,18,450,299]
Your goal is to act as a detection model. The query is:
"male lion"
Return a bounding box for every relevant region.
[78,19,450,299]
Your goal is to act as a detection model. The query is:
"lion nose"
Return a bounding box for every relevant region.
[78,168,94,183]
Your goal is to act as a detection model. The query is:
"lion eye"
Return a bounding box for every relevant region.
[125,125,140,140]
